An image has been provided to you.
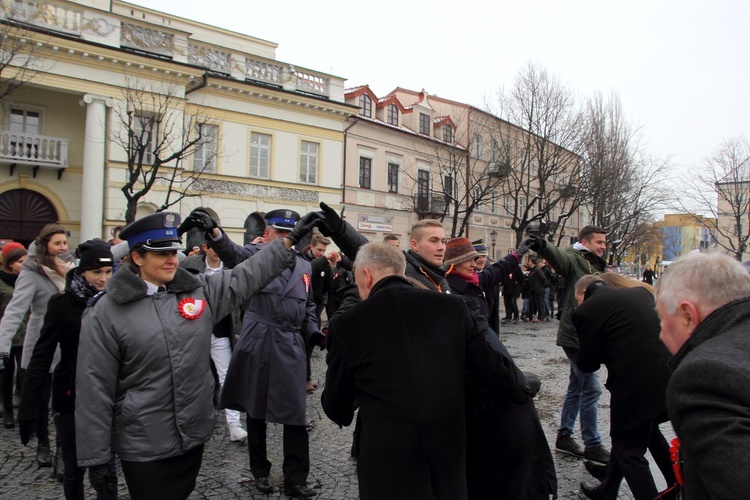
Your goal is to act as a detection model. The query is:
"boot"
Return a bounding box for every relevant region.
[53,445,64,481]
[36,439,52,467]
[3,405,14,428]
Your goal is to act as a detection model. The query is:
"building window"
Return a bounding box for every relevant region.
[132,113,157,165]
[417,170,430,210]
[387,162,399,193]
[359,157,372,189]
[193,123,218,173]
[443,124,452,143]
[9,107,41,134]
[491,193,498,214]
[504,194,512,213]
[359,95,372,117]
[419,113,430,135]
[299,141,318,184]
[473,134,482,159]
[250,132,271,179]
[444,174,454,201]
[387,104,398,126]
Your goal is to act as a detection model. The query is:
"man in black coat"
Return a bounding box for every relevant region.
[572,277,674,500]
[656,252,750,498]
[322,242,532,500]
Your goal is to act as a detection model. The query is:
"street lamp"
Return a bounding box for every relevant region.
[490,229,498,260]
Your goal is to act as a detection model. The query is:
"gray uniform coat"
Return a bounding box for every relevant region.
[0,255,73,368]
[212,232,319,426]
[75,239,294,466]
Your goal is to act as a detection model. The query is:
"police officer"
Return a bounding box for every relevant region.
[199,208,325,498]
[75,212,314,500]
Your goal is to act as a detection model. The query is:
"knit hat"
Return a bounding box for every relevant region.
[444,238,479,266]
[472,239,489,256]
[77,240,114,271]
[1,242,27,268]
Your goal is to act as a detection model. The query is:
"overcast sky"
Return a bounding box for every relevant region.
[132,0,748,176]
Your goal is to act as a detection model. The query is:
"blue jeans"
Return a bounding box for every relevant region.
[558,347,603,448]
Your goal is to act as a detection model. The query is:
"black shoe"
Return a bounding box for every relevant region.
[3,408,14,429]
[53,446,65,481]
[580,481,605,499]
[284,484,318,498]
[584,460,606,481]
[584,444,610,466]
[255,476,273,493]
[36,441,52,467]
[555,435,584,458]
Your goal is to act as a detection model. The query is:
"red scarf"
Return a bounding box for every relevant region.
[447,267,479,286]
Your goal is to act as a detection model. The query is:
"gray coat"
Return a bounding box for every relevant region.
[75,239,294,466]
[0,255,72,368]
[212,233,320,426]
[666,297,750,499]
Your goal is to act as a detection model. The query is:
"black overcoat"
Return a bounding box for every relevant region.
[573,286,671,434]
[322,276,529,500]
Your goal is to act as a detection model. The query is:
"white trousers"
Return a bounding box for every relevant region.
[210,334,241,426]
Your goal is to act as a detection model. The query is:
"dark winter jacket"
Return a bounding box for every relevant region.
[538,242,607,349]
[501,265,524,297]
[322,275,532,500]
[573,285,670,434]
[666,297,750,499]
[211,233,320,426]
[404,249,451,293]
[75,238,294,466]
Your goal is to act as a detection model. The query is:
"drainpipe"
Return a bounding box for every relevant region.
[186,73,208,95]
[465,106,473,238]
[341,116,357,207]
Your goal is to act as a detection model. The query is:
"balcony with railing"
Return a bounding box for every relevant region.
[0,131,69,178]
[416,195,447,215]
[6,0,83,35]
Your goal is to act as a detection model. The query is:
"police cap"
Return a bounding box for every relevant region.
[265,209,300,231]
[119,212,185,252]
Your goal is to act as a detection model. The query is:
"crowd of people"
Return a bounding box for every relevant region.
[0,205,749,499]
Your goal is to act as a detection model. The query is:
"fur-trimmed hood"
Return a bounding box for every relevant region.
[106,265,203,305]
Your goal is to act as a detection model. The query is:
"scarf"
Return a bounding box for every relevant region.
[446,268,480,286]
[69,269,101,303]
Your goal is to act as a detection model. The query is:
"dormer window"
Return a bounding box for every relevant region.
[387,104,398,126]
[419,113,430,135]
[359,95,372,117]
[443,124,453,143]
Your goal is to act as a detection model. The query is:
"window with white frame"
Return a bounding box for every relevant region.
[387,162,399,193]
[491,192,499,214]
[132,112,157,165]
[359,95,372,117]
[250,132,271,179]
[299,141,318,184]
[473,134,482,159]
[359,156,372,189]
[444,174,454,201]
[504,194,512,214]
[387,104,398,126]
[193,123,218,173]
[9,106,41,134]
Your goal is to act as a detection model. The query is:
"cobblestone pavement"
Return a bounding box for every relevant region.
[0,319,673,499]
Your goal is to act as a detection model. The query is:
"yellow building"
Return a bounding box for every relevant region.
[0,0,352,246]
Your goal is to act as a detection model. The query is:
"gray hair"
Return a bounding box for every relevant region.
[354,242,406,277]
[655,252,750,314]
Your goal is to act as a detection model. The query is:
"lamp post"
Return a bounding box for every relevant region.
[490,229,498,261]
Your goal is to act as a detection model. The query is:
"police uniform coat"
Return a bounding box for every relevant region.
[212,233,320,426]
[75,239,293,466]
[322,275,532,500]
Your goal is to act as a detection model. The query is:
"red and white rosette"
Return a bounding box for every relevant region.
[302,273,311,293]
[178,297,206,320]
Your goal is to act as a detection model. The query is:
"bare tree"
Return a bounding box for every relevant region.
[403,112,510,237]
[490,62,585,244]
[0,20,49,106]
[579,91,672,263]
[679,135,750,261]
[110,80,219,223]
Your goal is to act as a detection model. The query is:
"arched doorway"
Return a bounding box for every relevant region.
[0,189,58,246]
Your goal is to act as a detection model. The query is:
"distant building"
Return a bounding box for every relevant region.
[657,214,717,261]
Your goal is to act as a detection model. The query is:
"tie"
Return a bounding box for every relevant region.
[158,286,166,293]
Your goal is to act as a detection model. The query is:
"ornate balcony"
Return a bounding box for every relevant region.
[6,0,83,35]
[0,131,69,179]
